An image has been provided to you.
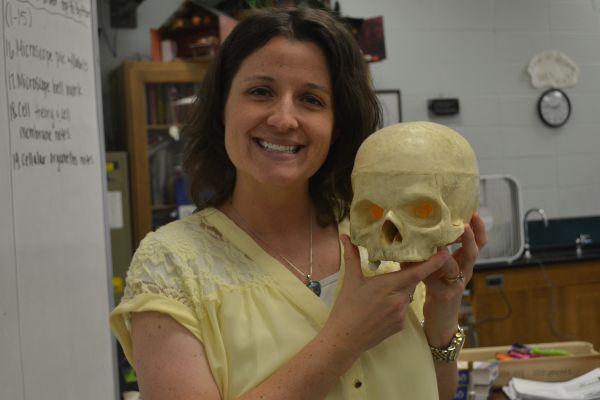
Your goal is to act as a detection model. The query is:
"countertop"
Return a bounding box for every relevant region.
[475,244,600,271]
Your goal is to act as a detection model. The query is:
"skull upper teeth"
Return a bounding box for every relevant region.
[258,139,299,153]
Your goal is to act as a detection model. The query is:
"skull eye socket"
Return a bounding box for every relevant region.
[352,200,386,225]
[415,202,433,219]
[403,199,441,226]
[370,204,384,220]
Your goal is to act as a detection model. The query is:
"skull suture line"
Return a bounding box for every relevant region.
[350,121,479,263]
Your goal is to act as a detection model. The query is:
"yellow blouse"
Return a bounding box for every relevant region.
[110,208,439,399]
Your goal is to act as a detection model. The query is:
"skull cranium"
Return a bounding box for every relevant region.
[350,121,479,263]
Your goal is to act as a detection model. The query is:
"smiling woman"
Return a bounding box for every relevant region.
[223,37,334,190]
[181,8,380,225]
[110,7,487,400]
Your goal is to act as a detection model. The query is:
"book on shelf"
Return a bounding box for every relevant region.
[145,83,201,126]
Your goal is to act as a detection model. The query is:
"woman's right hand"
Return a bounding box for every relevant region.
[320,235,450,361]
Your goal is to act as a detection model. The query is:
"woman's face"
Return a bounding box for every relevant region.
[223,36,334,192]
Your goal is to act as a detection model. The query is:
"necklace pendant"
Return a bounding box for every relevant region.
[306,280,321,296]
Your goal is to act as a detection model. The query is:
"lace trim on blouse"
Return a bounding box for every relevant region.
[121,211,277,319]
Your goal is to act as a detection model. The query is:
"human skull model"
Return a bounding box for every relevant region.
[350,121,479,263]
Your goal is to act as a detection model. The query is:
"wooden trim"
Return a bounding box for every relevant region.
[472,260,600,294]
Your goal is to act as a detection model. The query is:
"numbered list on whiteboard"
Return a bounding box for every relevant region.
[4,0,96,174]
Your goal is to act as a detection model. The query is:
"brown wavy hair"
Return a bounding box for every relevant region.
[182,7,381,225]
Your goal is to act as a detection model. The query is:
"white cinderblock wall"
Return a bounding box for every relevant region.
[340,0,600,219]
[99,0,600,219]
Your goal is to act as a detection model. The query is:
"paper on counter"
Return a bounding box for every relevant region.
[507,368,600,400]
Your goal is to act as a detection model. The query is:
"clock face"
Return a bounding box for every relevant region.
[538,88,571,127]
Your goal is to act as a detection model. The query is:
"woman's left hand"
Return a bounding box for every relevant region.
[420,212,487,347]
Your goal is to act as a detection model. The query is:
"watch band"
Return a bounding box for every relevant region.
[427,325,466,362]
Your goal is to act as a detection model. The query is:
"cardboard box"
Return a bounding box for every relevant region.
[459,341,600,388]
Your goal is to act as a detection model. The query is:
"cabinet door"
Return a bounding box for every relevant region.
[470,261,600,349]
[145,82,200,230]
[560,282,600,347]
[122,61,210,246]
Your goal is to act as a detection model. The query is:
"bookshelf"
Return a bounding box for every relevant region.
[117,60,211,246]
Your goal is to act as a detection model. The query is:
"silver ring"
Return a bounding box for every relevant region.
[443,271,465,285]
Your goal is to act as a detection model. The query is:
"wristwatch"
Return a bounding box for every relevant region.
[428,325,466,362]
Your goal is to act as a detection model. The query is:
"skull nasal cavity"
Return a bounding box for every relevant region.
[381,220,402,244]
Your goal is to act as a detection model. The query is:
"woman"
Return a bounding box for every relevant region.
[110,7,486,400]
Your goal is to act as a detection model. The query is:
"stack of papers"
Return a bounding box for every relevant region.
[502,368,600,400]
[471,361,500,386]
[470,361,500,400]
[455,361,499,400]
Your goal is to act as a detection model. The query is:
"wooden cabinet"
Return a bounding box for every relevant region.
[117,61,211,246]
[469,260,600,350]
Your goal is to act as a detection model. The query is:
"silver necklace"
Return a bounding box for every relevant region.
[228,202,321,296]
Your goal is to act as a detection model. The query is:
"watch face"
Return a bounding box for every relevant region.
[538,88,571,127]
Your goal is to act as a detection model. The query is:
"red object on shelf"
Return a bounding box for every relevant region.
[150,29,162,62]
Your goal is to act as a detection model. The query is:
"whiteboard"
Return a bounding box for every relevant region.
[0,0,118,399]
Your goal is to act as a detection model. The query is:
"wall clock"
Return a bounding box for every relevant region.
[537,88,571,128]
